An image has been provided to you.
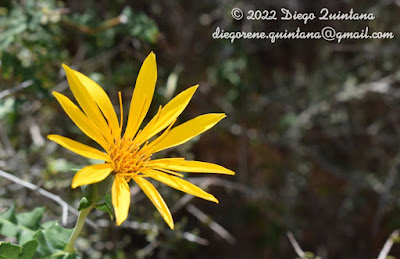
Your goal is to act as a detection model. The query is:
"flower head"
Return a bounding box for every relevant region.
[48,52,235,228]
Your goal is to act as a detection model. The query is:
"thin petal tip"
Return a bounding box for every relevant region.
[71,177,81,189]
[214,113,227,122]
[167,219,174,230]
[51,91,60,97]
[209,195,219,204]
[61,63,71,71]
[148,52,156,61]
[225,169,236,175]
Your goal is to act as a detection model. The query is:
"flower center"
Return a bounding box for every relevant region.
[109,138,151,175]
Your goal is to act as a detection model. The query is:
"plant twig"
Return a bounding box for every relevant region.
[186,204,235,244]
[0,80,34,99]
[137,240,159,258]
[0,168,97,228]
[60,13,127,35]
[182,232,209,246]
[287,232,305,258]
[96,219,209,246]
[188,177,259,197]
[171,178,213,213]
[372,155,400,235]
[377,229,400,259]
[172,177,260,214]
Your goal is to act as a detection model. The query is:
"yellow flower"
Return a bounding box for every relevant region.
[48,52,235,228]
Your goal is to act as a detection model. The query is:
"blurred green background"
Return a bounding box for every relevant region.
[1,0,400,258]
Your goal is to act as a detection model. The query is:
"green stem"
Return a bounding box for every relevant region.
[64,206,93,253]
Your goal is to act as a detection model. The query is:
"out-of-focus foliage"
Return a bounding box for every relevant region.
[0,0,66,88]
[1,0,400,258]
[0,205,74,258]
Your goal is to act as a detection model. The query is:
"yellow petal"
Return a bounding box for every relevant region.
[71,163,113,189]
[112,175,131,225]
[53,92,109,150]
[48,134,110,162]
[134,85,198,145]
[148,158,235,175]
[134,176,174,229]
[146,170,219,203]
[62,64,113,144]
[124,52,157,140]
[152,113,226,153]
[73,70,120,139]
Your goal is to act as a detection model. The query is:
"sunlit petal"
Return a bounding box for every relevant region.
[112,175,131,225]
[134,176,174,229]
[71,163,113,189]
[124,52,157,139]
[62,64,113,144]
[146,170,219,203]
[152,113,226,153]
[52,92,109,150]
[148,158,235,175]
[134,85,198,145]
[73,70,121,139]
[48,134,110,161]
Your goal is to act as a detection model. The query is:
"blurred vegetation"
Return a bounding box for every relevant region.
[1,0,400,258]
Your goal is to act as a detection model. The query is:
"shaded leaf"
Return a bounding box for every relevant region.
[19,239,38,259]
[0,242,22,259]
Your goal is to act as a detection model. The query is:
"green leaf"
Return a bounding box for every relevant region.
[34,221,74,258]
[0,206,43,245]
[77,197,91,211]
[393,235,400,243]
[95,192,114,220]
[40,221,73,251]
[34,229,53,256]
[19,239,38,259]
[0,205,38,244]
[20,209,46,229]
[0,206,77,258]
[48,252,79,259]
[0,204,18,237]
[0,242,22,259]
[82,174,114,204]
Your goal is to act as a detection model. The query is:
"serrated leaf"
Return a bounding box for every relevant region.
[47,251,79,259]
[0,242,22,258]
[0,203,17,223]
[34,221,74,258]
[41,221,73,251]
[0,206,36,242]
[19,239,38,259]
[0,204,18,236]
[34,229,53,256]
[16,208,45,244]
